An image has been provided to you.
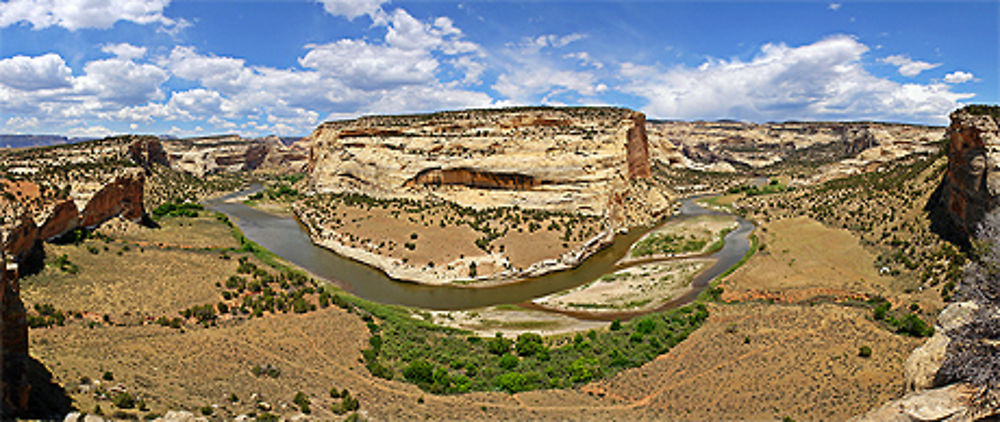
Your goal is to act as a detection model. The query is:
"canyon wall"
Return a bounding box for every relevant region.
[941,108,1000,235]
[162,135,306,176]
[305,107,658,219]
[647,120,943,176]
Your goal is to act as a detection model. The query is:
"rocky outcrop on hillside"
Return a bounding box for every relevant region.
[857,106,1000,422]
[0,137,156,417]
[647,120,942,178]
[941,107,1000,235]
[161,135,306,176]
[305,107,657,218]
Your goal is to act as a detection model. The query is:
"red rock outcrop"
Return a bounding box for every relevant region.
[626,112,651,179]
[1,216,37,263]
[941,106,1000,234]
[37,200,80,241]
[79,168,145,228]
[1,253,28,415]
[405,168,539,190]
[127,137,169,167]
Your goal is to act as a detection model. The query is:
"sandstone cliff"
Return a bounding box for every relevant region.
[305,107,656,218]
[646,120,943,178]
[941,107,1000,235]
[162,135,306,176]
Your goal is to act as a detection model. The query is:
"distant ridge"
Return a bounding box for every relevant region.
[0,134,73,149]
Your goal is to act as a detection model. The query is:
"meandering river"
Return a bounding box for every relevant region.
[206,187,753,313]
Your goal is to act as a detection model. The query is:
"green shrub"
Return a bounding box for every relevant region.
[858,346,872,358]
[498,354,519,370]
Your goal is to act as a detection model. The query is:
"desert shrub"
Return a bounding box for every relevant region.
[293,391,311,414]
[498,354,518,370]
[515,333,545,356]
[858,346,872,358]
[112,392,135,409]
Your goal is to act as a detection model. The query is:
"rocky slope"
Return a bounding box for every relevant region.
[304,107,662,219]
[648,120,943,178]
[856,105,1000,422]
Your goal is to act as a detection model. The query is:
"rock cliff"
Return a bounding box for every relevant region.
[162,135,306,176]
[941,106,1000,235]
[0,254,27,415]
[647,120,942,177]
[305,107,655,218]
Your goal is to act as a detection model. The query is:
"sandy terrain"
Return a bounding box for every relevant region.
[533,260,710,312]
[430,306,607,338]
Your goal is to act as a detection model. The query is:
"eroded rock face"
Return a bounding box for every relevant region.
[306,107,653,218]
[37,200,80,241]
[127,137,169,167]
[942,108,1000,234]
[162,135,306,176]
[77,168,145,228]
[1,255,28,415]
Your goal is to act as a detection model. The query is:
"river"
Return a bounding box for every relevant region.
[205,188,753,313]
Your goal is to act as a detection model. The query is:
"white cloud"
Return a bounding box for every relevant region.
[494,67,604,103]
[532,33,586,49]
[0,54,73,91]
[564,52,603,69]
[384,9,478,55]
[101,43,147,60]
[944,70,975,84]
[0,0,177,31]
[829,3,842,11]
[620,35,973,124]
[315,0,389,21]
[881,54,941,77]
[300,40,438,89]
[77,58,168,105]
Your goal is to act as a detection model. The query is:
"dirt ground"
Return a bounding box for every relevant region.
[29,301,919,421]
[533,260,710,312]
[21,240,248,322]
[621,215,736,264]
[721,216,899,303]
[105,214,240,250]
[306,197,604,277]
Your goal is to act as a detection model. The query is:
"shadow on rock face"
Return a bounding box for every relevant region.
[18,355,74,419]
[925,181,971,251]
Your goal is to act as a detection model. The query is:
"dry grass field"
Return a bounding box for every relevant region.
[720,216,898,303]
[29,300,920,421]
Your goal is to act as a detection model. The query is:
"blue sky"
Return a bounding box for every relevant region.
[0,0,995,137]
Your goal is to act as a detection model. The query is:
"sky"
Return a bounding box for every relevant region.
[0,0,996,138]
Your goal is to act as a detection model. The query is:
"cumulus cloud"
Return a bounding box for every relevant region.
[300,40,438,89]
[0,54,73,91]
[944,71,975,84]
[620,35,973,124]
[101,43,147,60]
[315,0,390,21]
[490,33,603,104]
[77,58,169,105]
[881,54,941,77]
[0,0,178,31]
[829,3,842,11]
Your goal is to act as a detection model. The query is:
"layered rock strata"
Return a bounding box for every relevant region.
[305,107,655,217]
[162,135,306,176]
[941,107,1000,235]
